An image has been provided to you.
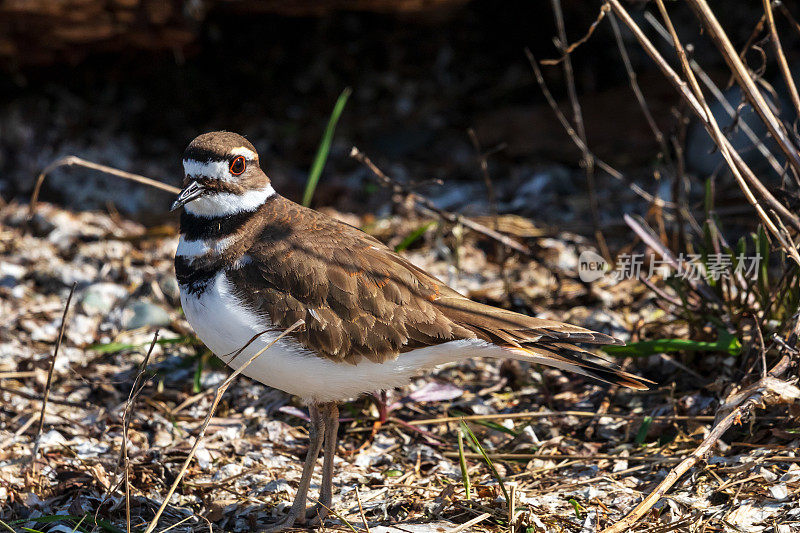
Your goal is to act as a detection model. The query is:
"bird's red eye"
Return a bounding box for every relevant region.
[230,156,246,175]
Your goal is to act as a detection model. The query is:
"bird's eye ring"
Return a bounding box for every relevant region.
[230,156,246,175]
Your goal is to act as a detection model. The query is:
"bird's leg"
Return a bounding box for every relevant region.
[263,403,326,532]
[307,402,339,525]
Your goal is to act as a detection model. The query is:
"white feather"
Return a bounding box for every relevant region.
[177,235,237,259]
[229,146,257,159]
[184,186,275,218]
[176,236,210,258]
[180,271,508,403]
[183,159,232,181]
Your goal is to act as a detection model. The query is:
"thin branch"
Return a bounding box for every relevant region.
[525,48,675,209]
[143,319,304,533]
[763,0,800,120]
[540,2,610,65]
[121,331,160,533]
[643,11,786,177]
[349,147,532,256]
[28,282,77,473]
[607,0,800,234]
[30,156,180,216]
[354,485,372,533]
[685,0,800,174]
[550,0,611,263]
[608,12,670,160]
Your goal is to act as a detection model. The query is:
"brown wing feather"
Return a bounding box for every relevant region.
[226,196,650,389]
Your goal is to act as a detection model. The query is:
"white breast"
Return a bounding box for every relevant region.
[180,271,500,403]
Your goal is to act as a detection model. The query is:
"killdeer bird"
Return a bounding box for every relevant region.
[172,131,650,531]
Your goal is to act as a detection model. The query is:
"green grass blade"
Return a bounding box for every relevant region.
[89,336,193,354]
[634,416,653,446]
[193,352,204,394]
[602,331,741,357]
[395,221,435,252]
[451,409,517,436]
[70,514,87,533]
[302,87,352,207]
[460,420,509,502]
[0,519,16,533]
[457,428,472,499]
[568,498,583,520]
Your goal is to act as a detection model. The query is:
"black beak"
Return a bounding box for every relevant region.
[170,181,206,211]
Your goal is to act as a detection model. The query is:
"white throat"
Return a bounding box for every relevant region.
[184,185,275,218]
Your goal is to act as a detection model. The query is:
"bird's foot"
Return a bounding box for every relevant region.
[261,508,304,532]
[304,503,331,526]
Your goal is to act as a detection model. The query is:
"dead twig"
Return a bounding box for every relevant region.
[28,281,77,474]
[643,11,787,183]
[445,512,491,533]
[354,485,372,533]
[30,155,180,216]
[549,0,611,263]
[763,0,800,122]
[143,319,304,533]
[540,2,610,65]
[651,0,800,267]
[600,352,795,533]
[349,146,532,256]
[684,0,800,175]
[525,48,675,210]
[121,331,160,533]
[607,0,800,235]
[608,12,670,161]
[409,410,715,426]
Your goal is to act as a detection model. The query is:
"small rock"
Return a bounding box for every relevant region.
[159,275,180,303]
[0,262,26,287]
[124,301,171,330]
[263,479,291,493]
[213,463,243,481]
[769,483,788,500]
[195,446,212,470]
[81,282,129,315]
[153,430,172,448]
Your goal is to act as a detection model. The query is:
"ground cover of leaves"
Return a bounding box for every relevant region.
[1,201,798,533]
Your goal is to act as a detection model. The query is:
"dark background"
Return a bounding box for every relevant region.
[0,0,793,228]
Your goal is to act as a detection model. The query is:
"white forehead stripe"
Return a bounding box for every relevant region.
[230,146,257,159]
[183,159,232,181]
[183,185,275,218]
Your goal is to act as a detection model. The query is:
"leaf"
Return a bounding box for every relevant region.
[193,352,204,394]
[407,381,463,402]
[302,87,352,207]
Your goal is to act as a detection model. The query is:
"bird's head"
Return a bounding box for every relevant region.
[171,131,274,217]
